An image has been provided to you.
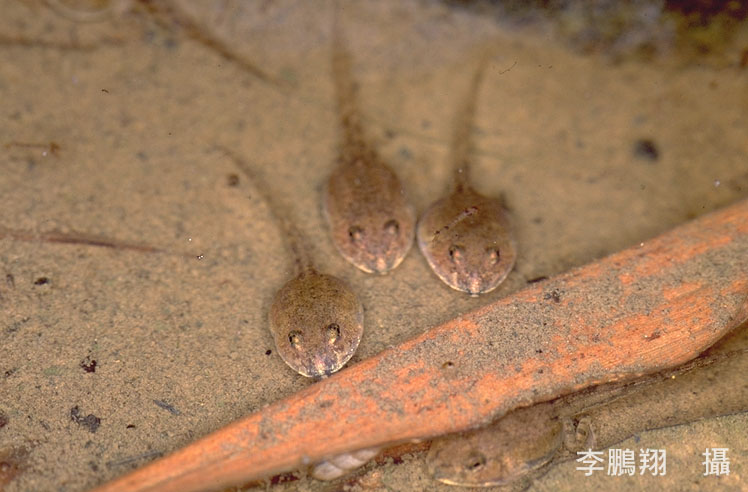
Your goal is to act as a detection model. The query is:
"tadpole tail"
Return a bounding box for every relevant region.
[139,0,288,91]
[214,146,315,275]
[331,4,370,159]
[449,45,497,192]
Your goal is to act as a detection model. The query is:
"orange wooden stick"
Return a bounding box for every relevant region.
[92,199,748,492]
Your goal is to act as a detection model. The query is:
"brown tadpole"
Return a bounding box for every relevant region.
[322,10,415,274]
[417,48,516,296]
[215,146,363,378]
[427,402,562,487]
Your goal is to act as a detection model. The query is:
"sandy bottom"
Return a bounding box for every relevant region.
[0,1,746,491]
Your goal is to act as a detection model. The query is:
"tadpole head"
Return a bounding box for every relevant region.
[325,162,415,274]
[418,191,516,295]
[269,271,364,377]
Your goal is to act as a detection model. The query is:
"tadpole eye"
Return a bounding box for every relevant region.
[326,323,341,344]
[486,248,500,265]
[383,219,399,235]
[448,244,465,263]
[463,450,487,471]
[288,330,303,349]
[348,225,364,243]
